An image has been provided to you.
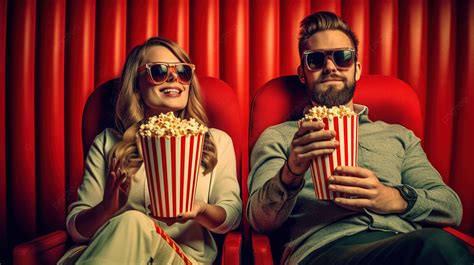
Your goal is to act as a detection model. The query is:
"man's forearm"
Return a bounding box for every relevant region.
[248,167,301,232]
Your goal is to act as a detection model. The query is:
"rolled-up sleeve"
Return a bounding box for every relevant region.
[246,126,304,233]
[400,131,462,226]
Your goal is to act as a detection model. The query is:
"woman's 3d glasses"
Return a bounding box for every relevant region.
[137,62,195,85]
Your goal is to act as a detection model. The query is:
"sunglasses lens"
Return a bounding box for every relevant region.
[333,50,354,68]
[176,64,193,83]
[150,64,169,83]
[306,52,326,70]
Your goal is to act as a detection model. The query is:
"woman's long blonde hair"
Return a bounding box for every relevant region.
[109,37,217,177]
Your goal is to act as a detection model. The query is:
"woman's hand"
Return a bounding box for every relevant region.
[75,158,132,238]
[102,158,131,215]
[149,200,208,226]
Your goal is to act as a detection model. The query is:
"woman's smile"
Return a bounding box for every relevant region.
[158,86,184,97]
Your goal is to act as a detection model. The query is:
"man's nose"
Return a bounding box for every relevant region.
[323,57,337,73]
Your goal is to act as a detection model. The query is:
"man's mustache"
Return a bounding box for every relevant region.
[318,73,346,82]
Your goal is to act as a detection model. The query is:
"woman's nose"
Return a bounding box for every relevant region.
[167,69,178,82]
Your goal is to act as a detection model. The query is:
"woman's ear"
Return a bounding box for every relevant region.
[297,65,306,84]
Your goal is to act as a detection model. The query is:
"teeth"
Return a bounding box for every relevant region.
[161,88,181,94]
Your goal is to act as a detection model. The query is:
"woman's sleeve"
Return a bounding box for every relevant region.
[207,129,242,234]
[66,130,111,243]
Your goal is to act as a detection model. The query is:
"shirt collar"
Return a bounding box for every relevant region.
[354,104,368,116]
[354,104,371,124]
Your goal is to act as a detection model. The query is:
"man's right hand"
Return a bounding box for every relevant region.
[282,121,339,189]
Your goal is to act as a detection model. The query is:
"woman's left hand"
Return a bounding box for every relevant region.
[149,200,208,226]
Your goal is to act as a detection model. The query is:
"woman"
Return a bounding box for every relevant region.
[58,37,242,264]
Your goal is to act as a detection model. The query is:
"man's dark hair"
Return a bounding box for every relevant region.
[298,11,359,58]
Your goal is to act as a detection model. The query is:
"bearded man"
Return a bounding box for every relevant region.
[246,11,472,265]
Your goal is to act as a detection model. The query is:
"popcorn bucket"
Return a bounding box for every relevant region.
[310,115,358,200]
[140,134,205,217]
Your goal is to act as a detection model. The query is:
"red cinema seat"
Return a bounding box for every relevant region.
[13,76,243,265]
[248,75,473,264]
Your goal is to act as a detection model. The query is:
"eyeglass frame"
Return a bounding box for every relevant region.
[137,62,196,85]
[302,48,357,71]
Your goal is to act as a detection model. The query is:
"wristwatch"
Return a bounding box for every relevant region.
[395,185,417,214]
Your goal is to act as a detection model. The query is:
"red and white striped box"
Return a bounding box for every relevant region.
[310,115,358,200]
[140,134,205,217]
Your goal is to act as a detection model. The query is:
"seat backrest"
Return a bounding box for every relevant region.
[249,75,424,153]
[82,76,242,182]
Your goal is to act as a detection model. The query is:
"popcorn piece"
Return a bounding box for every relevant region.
[139,112,208,137]
[300,105,356,124]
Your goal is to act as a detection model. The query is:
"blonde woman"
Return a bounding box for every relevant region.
[58,37,242,265]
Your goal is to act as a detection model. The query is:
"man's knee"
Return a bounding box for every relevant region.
[404,228,472,265]
[407,228,463,249]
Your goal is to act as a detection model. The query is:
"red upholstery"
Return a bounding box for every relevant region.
[4,2,473,263]
[250,75,423,151]
[13,76,242,265]
[248,75,473,264]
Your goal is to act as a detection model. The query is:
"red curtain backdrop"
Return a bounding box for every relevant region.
[1,0,473,261]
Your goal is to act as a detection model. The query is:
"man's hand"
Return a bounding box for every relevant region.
[328,166,408,214]
[282,121,339,188]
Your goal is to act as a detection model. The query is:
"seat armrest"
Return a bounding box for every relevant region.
[443,227,474,253]
[221,231,241,265]
[252,232,273,265]
[13,230,69,265]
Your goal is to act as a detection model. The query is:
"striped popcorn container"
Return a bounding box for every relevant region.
[139,134,205,217]
[310,115,358,200]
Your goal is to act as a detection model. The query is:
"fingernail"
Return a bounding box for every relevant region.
[329,176,335,181]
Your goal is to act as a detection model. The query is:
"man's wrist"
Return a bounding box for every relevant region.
[391,187,408,213]
[286,161,305,176]
[394,185,417,214]
[281,161,305,189]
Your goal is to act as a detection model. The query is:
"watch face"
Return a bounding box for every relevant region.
[402,185,417,200]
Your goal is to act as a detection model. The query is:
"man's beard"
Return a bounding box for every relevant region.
[308,73,356,107]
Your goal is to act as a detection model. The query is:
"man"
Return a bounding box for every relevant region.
[247,11,472,265]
